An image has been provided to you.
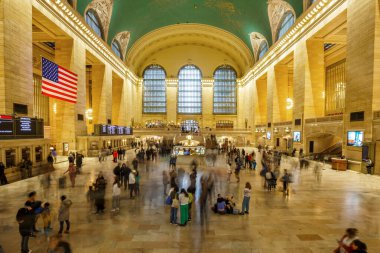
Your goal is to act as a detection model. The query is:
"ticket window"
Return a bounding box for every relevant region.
[5,149,16,168]
[22,147,31,160]
[35,146,42,163]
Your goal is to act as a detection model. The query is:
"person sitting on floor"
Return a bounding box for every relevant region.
[225,195,236,214]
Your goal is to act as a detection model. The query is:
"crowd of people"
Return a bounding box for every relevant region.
[7,142,372,253]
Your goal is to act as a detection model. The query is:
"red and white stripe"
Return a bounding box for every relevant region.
[42,66,78,104]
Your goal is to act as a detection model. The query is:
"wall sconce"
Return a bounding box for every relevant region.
[86,108,93,121]
[285,127,291,133]
[274,128,279,133]
[53,103,57,114]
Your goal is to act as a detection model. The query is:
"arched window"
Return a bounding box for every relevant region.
[258,41,269,60]
[143,65,166,114]
[308,0,317,8]
[85,9,104,39]
[178,65,202,114]
[111,40,122,60]
[276,12,295,41]
[213,65,237,114]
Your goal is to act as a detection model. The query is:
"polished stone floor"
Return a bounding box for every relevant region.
[0,149,380,253]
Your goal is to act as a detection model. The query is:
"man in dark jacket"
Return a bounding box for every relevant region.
[16,207,34,253]
[0,162,8,185]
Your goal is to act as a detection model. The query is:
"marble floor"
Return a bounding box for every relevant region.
[0,149,380,253]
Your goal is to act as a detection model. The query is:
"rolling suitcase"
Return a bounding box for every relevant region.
[58,176,66,188]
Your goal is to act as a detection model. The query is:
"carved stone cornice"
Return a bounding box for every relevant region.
[85,0,113,41]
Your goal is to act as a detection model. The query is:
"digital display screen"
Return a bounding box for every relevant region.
[94,124,133,136]
[117,126,124,135]
[293,131,301,142]
[266,132,271,140]
[0,117,14,135]
[15,117,36,135]
[347,131,363,147]
[107,125,116,135]
[101,125,107,135]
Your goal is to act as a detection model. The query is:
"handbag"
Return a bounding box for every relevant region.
[171,199,179,208]
[165,195,172,205]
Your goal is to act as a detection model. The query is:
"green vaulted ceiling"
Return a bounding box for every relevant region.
[77,0,303,51]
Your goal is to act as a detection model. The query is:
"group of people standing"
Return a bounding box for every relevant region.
[16,191,73,253]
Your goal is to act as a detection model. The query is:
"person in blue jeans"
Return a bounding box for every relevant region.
[170,193,179,224]
[241,182,252,215]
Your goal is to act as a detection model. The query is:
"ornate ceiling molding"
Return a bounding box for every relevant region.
[127,23,253,77]
[113,31,130,61]
[85,0,113,41]
[267,0,296,44]
[249,32,269,62]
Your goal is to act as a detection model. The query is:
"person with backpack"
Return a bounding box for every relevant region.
[24,191,42,235]
[113,163,122,182]
[16,206,34,253]
[75,153,84,174]
[63,163,76,187]
[58,195,72,236]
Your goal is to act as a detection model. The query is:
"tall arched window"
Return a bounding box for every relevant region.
[111,40,122,60]
[143,65,166,113]
[85,9,104,39]
[213,65,237,114]
[308,0,317,8]
[276,12,295,41]
[258,41,269,60]
[178,65,202,114]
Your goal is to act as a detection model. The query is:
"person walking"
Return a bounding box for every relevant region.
[351,239,368,253]
[111,177,121,212]
[281,169,292,196]
[0,161,8,185]
[113,150,118,163]
[227,162,232,182]
[94,172,107,214]
[16,206,34,253]
[135,170,141,197]
[41,202,52,234]
[58,195,72,236]
[178,189,189,226]
[241,182,252,215]
[129,170,136,199]
[64,163,76,187]
[75,153,83,174]
[162,170,169,195]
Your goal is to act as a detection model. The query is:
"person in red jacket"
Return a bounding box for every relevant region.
[113,150,118,163]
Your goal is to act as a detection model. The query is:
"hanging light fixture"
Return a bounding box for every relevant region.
[286,73,293,110]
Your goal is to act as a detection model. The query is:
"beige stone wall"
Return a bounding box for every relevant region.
[0,0,33,115]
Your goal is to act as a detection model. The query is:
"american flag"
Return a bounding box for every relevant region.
[41,57,78,103]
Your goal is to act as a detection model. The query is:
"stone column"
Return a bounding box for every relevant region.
[166,80,177,124]
[112,72,123,125]
[345,0,379,167]
[92,63,112,124]
[202,81,213,128]
[51,39,86,154]
[293,39,325,150]
[0,0,33,115]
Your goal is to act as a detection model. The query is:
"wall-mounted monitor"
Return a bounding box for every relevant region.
[293,131,301,143]
[266,131,271,140]
[347,131,363,147]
